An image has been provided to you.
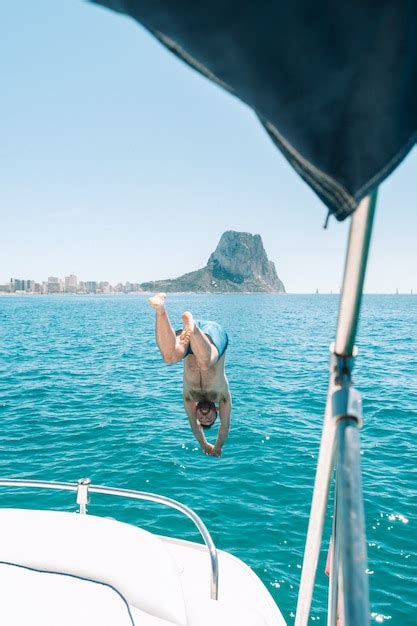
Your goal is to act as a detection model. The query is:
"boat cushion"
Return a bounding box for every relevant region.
[0,509,187,625]
[0,561,134,625]
[186,598,267,626]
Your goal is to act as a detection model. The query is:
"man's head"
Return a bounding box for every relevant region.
[196,400,218,429]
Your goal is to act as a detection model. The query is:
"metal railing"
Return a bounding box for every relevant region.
[295,190,377,626]
[0,477,219,600]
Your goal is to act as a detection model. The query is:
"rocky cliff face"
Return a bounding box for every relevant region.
[140,231,285,293]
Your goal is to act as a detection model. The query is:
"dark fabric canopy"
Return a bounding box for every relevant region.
[90,1,417,220]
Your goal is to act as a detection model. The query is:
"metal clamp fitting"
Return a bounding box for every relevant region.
[329,344,363,427]
[76,478,91,514]
[329,342,358,384]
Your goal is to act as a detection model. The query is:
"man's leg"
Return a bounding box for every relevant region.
[181,312,218,370]
[149,293,188,363]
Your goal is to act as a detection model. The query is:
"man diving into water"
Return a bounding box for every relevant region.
[149,293,231,457]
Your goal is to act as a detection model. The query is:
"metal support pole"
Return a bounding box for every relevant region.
[327,497,339,626]
[335,191,377,356]
[294,191,377,626]
[294,361,337,626]
[335,419,369,626]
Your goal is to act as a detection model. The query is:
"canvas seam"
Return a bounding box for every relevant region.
[155,31,235,95]
[0,560,135,626]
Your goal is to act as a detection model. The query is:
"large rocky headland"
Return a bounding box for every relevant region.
[141,231,285,293]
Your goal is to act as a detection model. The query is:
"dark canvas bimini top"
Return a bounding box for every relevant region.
[90,1,417,221]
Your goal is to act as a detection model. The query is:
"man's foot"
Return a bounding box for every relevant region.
[180,311,195,344]
[149,293,166,312]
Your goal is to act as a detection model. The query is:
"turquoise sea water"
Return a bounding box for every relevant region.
[0,294,415,624]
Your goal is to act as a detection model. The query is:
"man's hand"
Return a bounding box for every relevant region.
[202,442,214,455]
[202,442,222,457]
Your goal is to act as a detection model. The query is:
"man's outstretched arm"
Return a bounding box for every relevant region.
[183,397,212,454]
[213,390,232,456]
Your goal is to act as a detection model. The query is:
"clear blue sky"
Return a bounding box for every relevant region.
[1,1,416,293]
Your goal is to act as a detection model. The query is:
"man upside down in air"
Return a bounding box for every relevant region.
[149,293,231,457]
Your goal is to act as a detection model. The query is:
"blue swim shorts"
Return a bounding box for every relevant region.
[176,320,229,360]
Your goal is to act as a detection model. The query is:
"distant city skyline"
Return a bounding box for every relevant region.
[1,275,142,295]
[1,2,416,294]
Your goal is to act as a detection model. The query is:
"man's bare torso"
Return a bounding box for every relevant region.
[183,354,228,403]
